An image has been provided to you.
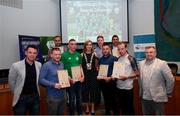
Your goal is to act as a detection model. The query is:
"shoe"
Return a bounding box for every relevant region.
[85,111,89,115]
[91,112,95,115]
[105,111,111,115]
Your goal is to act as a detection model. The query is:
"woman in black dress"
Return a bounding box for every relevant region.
[81,40,100,115]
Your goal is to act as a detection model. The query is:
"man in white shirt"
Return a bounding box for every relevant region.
[111,35,120,57]
[53,35,65,53]
[139,46,174,115]
[116,42,139,115]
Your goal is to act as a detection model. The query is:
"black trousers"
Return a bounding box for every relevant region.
[116,88,135,115]
[99,81,119,115]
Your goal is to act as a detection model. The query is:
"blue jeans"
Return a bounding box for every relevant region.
[67,81,82,115]
[46,95,66,115]
[13,94,40,115]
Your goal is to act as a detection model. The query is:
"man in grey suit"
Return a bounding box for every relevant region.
[8,45,41,115]
[139,46,174,115]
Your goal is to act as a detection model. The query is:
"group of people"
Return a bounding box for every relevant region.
[8,35,175,115]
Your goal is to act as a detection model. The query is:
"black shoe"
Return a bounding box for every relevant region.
[85,111,89,115]
[91,112,95,115]
[105,111,111,115]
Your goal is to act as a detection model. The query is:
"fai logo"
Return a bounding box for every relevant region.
[76,57,79,60]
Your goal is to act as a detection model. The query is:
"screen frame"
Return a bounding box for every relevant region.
[59,0,129,44]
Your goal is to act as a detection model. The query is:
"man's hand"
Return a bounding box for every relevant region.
[68,77,74,84]
[119,76,128,81]
[167,93,172,98]
[54,83,61,89]
[79,75,84,82]
[104,77,112,82]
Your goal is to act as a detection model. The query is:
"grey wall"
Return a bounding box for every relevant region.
[128,0,154,55]
[0,8,3,67]
[0,0,60,69]
[0,0,154,69]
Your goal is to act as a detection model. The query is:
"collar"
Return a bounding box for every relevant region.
[68,50,76,55]
[25,58,35,66]
[145,58,156,65]
[120,53,128,58]
[112,45,118,49]
[102,54,111,59]
[50,59,60,65]
[98,46,102,49]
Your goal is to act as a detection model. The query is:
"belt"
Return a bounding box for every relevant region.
[20,92,37,97]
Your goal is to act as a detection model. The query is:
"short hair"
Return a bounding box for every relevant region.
[25,45,38,51]
[117,42,127,48]
[145,46,156,50]
[97,35,104,41]
[83,40,94,52]
[102,44,110,48]
[53,35,62,41]
[51,47,61,54]
[68,39,76,43]
[112,35,119,40]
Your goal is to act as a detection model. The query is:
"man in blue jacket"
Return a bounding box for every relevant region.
[39,47,67,115]
[98,44,119,115]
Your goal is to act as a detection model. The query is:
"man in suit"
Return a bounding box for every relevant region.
[139,46,174,115]
[8,45,41,115]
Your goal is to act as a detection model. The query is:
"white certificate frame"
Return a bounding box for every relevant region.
[57,70,70,88]
[112,49,120,57]
[112,61,128,79]
[71,66,81,82]
[97,64,109,79]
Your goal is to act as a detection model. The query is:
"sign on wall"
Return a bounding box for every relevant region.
[133,34,155,61]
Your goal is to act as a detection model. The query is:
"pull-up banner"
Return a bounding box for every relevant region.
[133,34,155,61]
[19,35,43,62]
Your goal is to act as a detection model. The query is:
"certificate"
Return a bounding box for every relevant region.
[71,66,81,82]
[112,61,121,78]
[57,70,70,88]
[97,65,109,79]
[112,49,119,57]
[112,61,127,79]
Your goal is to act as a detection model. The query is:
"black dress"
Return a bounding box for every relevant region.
[81,52,101,103]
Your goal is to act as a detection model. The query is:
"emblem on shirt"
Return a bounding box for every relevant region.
[76,57,79,60]
[68,57,71,60]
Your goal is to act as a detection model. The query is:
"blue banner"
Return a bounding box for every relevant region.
[133,34,155,61]
[19,35,43,62]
